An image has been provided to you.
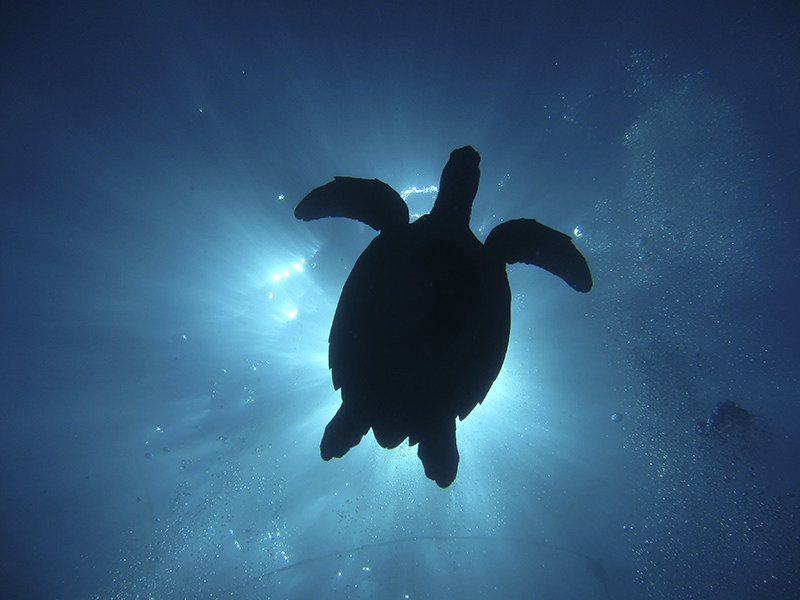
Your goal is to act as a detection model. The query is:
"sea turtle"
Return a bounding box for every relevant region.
[295,146,592,487]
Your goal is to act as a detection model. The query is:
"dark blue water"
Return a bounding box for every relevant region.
[2,1,798,599]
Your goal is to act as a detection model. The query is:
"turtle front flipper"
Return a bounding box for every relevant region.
[485,218,593,293]
[294,177,409,232]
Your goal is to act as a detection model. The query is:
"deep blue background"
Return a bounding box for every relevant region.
[2,1,799,599]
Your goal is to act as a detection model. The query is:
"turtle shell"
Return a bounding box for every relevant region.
[323,212,511,485]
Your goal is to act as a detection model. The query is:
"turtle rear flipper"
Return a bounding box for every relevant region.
[320,402,370,461]
[294,177,409,232]
[485,218,593,292]
[417,419,460,488]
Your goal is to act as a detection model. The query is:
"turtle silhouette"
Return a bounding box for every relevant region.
[295,146,592,487]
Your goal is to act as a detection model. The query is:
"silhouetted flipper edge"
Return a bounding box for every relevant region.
[294,176,409,232]
[485,218,593,292]
[417,419,459,488]
[320,402,370,461]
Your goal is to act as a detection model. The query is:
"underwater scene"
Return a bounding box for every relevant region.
[1,1,798,599]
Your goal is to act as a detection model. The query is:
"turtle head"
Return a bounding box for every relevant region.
[431,146,481,227]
